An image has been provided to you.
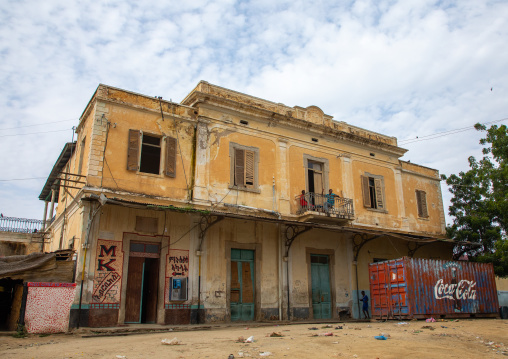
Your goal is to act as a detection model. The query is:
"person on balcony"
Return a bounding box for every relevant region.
[299,190,309,210]
[324,188,338,213]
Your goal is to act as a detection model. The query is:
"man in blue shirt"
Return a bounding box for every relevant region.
[324,189,337,213]
[360,291,370,319]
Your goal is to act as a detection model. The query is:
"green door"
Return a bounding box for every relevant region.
[230,249,255,321]
[311,254,331,319]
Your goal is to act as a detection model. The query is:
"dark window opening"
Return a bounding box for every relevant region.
[368,178,377,209]
[312,138,318,142]
[139,134,161,174]
[240,120,249,125]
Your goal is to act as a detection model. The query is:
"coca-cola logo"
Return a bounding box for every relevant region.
[434,279,477,300]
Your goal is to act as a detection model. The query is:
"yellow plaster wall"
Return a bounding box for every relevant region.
[401,170,445,235]
[351,159,400,226]
[88,100,195,200]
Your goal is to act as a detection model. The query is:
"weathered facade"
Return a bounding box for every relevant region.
[40,82,452,327]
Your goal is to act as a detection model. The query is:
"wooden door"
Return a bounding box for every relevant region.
[230,249,255,321]
[125,256,144,323]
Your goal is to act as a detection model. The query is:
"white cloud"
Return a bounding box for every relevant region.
[0,0,507,226]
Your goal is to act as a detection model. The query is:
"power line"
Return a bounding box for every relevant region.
[399,117,508,145]
[0,177,46,182]
[0,128,71,138]
[0,118,77,131]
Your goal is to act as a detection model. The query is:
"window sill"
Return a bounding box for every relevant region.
[364,207,388,214]
[136,171,164,178]
[417,216,430,221]
[228,185,261,194]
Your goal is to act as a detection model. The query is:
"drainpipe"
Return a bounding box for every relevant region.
[354,260,360,320]
[278,224,283,321]
[189,124,197,201]
[77,195,107,328]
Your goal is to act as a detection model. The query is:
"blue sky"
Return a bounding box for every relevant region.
[0,0,507,223]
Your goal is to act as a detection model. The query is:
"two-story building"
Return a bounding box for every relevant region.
[39,82,452,327]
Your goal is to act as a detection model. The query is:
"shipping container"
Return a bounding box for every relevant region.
[369,257,499,319]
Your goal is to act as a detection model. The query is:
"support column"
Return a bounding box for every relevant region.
[42,200,49,231]
[48,187,57,224]
[394,168,409,231]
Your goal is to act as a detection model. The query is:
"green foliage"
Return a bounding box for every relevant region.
[13,324,27,338]
[443,124,508,277]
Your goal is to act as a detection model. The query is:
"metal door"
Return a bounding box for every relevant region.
[230,249,255,321]
[311,254,331,319]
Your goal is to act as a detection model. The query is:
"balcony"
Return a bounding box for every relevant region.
[0,216,44,234]
[295,192,355,224]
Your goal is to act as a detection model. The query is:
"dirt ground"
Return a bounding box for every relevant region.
[1,319,507,359]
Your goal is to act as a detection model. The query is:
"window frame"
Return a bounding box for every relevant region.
[127,129,177,177]
[229,142,260,193]
[361,173,387,213]
[303,154,329,194]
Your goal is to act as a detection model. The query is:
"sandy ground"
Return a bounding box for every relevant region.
[1,319,507,359]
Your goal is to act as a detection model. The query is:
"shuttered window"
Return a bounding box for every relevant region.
[234,148,255,187]
[165,136,177,177]
[416,190,429,218]
[230,143,259,192]
[127,130,140,171]
[126,129,177,177]
[361,175,385,210]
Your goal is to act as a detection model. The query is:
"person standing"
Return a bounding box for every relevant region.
[360,290,370,319]
[323,189,337,213]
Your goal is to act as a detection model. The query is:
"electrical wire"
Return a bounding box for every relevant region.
[0,177,47,182]
[0,128,71,138]
[0,118,77,131]
[399,117,508,145]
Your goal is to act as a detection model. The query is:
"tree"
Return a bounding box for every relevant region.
[442,123,508,277]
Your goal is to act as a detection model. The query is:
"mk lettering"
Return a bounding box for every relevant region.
[99,245,117,258]
[97,258,116,271]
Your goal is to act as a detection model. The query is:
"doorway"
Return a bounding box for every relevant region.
[125,242,160,323]
[230,249,255,321]
[307,160,324,206]
[310,254,331,319]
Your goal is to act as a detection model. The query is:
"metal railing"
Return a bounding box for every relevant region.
[0,216,44,233]
[295,192,354,219]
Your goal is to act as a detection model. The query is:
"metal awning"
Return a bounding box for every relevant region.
[38,142,76,202]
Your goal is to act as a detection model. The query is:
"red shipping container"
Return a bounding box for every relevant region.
[369,257,499,319]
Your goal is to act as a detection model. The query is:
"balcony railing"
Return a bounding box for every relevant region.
[0,216,44,233]
[295,192,354,219]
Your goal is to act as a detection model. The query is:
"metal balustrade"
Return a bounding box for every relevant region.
[0,216,44,233]
[295,192,355,219]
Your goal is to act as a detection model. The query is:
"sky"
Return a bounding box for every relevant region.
[0,0,507,225]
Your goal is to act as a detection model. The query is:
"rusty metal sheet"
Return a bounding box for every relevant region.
[369,257,499,319]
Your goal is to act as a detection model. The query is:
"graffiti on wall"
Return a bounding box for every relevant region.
[92,240,124,305]
[25,282,76,333]
[165,249,189,304]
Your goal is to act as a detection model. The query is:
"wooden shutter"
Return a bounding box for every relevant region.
[234,149,245,186]
[127,129,140,171]
[374,178,384,209]
[361,176,371,207]
[165,136,177,177]
[245,150,255,186]
[416,190,428,217]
